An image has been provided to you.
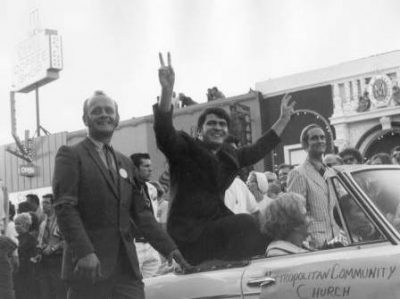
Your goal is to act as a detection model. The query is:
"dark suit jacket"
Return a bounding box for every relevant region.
[153,105,280,245]
[52,138,176,281]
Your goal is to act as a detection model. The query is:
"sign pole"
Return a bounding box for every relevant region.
[35,84,40,136]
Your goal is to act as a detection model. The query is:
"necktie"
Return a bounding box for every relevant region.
[104,144,118,184]
[318,166,326,178]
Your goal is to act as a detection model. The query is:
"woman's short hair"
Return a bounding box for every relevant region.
[261,192,307,240]
[14,212,32,229]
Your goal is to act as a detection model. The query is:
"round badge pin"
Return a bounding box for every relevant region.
[119,168,128,179]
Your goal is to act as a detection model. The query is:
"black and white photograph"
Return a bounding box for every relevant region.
[1,1,400,298]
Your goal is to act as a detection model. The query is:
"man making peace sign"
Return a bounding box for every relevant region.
[153,53,295,265]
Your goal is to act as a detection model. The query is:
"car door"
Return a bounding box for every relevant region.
[242,169,400,299]
[144,261,248,299]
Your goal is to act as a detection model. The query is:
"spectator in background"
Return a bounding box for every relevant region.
[267,181,282,199]
[17,201,35,214]
[391,146,400,165]
[0,181,7,235]
[0,234,18,299]
[247,171,269,203]
[339,147,363,165]
[224,136,260,216]
[14,213,39,299]
[261,192,310,257]
[277,163,292,192]
[264,171,278,184]
[391,85,400,106]
[323,154,343,167]
[178,93,197,107]
[25,194,44,223]
[369,152,392,165]
[130,153,162,278]
[207,86,226,102]
[5,203,19,274]
[17,202,40,239]
[147,180,171,275]
[356,91,371,113]
[37,194,66,299]
[148,181,168,230]
[5,203,18,245]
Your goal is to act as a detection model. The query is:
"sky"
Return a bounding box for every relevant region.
[1,0,400,145]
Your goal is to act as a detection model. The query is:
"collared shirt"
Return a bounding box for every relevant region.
[38,213,63,253]
[87,136,117,171]
[307,157,326,178]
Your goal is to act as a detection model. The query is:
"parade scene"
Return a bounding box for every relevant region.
[2,1,400,298]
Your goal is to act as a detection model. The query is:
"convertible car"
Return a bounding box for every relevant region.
[145,165,400,299]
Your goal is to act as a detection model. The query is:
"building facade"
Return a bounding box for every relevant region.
[256,50,400,167]
[2,50,400,200]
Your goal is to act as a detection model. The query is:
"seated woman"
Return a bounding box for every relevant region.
[261,192,310,257]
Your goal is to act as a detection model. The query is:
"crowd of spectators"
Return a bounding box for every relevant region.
[0,192,66,299]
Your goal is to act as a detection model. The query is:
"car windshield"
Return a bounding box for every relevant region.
[352,168,400,232]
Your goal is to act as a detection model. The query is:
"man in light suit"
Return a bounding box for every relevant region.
[52,91,189,299]
[287,124,340,248]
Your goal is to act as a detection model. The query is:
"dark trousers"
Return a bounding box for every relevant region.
[180,214,267,265]
[0,257,15,299]
[67,246,144,299]
[37,254,67,299]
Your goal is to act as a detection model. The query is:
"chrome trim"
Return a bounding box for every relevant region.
[247,277,276,287]
[190,294,242,299]
[242,291,261,296]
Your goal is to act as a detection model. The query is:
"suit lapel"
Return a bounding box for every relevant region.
[303,160,327,192]
[114,153,126,200]
[219,144,240,169]
[83,138,119,199]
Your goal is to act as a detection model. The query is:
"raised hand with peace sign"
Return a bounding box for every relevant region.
[158,52,175,112]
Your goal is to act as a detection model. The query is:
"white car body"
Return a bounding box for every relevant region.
[145,165,400,299]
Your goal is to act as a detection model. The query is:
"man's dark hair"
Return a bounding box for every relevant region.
[338,147,363,164]
[42,193,54,204]
[300,124,323,148]
[26,194,40,208]
[197,107,231,132]
[18,201,36,213]
[28,211,40,232]
[130,153,151,168]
